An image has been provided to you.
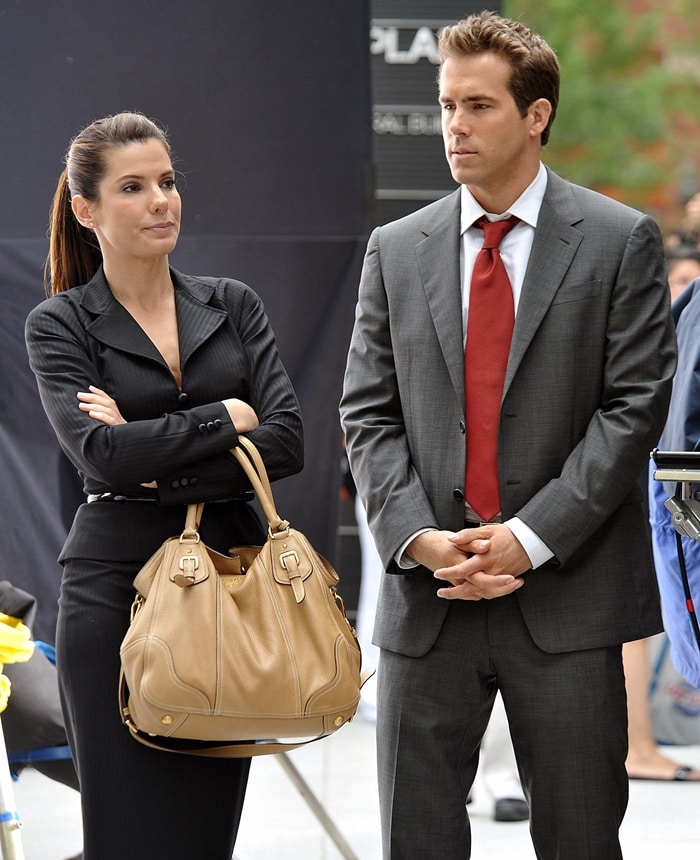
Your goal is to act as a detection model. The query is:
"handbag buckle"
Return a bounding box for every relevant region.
[280,550,306,603]
[173,553,200,588]
[179,555,200,572]
[280,550,300,571]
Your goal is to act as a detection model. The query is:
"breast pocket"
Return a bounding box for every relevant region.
[550,279,602,305]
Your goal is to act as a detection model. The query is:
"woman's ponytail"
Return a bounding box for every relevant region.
[44,170,102,296]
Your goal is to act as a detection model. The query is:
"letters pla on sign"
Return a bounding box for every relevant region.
[370,26,439,65]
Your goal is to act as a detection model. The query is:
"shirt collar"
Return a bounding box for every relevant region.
[459,162,547,234]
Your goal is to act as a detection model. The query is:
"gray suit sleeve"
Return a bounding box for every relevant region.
[341,228,445,569]
[514,213,676,563]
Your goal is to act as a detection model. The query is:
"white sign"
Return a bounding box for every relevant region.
[373,110,442,136]
[370,25,440,65]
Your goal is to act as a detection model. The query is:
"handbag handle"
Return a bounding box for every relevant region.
[231,436,289,536]
[182,439,287,539]
[183,502,204,537]
[236,436,274,499]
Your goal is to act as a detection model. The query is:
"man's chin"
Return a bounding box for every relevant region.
[450,168,476,187]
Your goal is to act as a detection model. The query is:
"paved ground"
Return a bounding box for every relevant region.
[6,711,700,859]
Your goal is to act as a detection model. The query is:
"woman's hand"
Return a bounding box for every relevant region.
[77,387,157,488]
[77,385,126,426]
[221,398,259,433]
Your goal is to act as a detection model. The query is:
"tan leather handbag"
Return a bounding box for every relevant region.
[119,436,366,757]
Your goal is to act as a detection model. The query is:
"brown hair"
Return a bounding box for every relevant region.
[438,11,559,146]
[45,111,172,295]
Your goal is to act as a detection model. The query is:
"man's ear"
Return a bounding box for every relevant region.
[528,98,552,138]
[71,195,95,229]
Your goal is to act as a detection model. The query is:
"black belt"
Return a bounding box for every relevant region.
[87,493,157,503]
[464,516,503,527]
[86,492,254,504]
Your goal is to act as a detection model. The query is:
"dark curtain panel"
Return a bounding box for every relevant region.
[0,2,372,641]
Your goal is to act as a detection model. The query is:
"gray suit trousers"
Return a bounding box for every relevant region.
[376,593,628,860]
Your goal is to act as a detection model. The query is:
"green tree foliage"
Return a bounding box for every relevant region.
[505,0,700,210]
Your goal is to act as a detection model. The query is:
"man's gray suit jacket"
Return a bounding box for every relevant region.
[341,168,677,658]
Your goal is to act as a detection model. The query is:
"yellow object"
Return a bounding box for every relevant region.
[0,612,35,713]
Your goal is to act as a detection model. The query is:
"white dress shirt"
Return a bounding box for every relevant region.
[397,163,554,570]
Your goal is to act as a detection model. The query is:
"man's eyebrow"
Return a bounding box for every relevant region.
[439,94,495,103]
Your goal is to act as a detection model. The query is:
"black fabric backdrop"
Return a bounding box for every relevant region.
[0,2,372,642]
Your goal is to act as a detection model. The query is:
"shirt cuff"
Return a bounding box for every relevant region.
[395,528,437,569]
[505,517,554,568]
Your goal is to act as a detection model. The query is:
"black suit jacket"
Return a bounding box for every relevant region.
[25,267,303,562]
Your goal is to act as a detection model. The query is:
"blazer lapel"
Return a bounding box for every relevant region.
[414,191,466,406]
[170,271,227,368]
[79,267,227,371]
[504,171,583,394]
[80,271,162,364]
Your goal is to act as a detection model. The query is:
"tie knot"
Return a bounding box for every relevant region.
[475,216,519,249]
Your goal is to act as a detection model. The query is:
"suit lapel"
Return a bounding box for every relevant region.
[414,191,466,405]
[81,272,162,363]
[80,267,227,371]
[504,171,583,394]
[170,272,227,368]
[412,178,585,406]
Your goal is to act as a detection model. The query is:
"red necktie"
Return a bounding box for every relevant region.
[464,216,519,522]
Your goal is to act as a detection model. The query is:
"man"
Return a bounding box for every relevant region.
[340,12,676,859]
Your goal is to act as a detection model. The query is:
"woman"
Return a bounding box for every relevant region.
[25,112,303,859]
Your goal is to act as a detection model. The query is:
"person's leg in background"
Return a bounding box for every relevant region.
[624,637,700,781]
[478,690,529,821]
[355,494,382,723]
